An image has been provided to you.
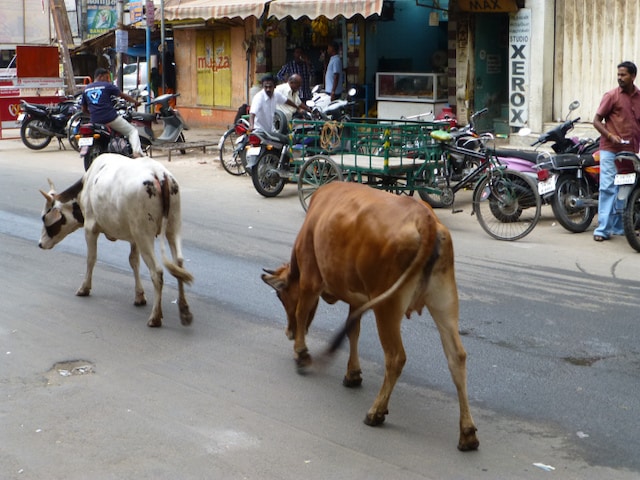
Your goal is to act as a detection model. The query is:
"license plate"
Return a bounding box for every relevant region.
[537,174,557,195]
[615,172,636,185]
[246,146,261,157]
[16,113,25,123]
[78,137,94,147]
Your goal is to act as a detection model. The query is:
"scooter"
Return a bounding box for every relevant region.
[306,85,357,121]
[18,95,82,150]
[133,93,188,152]
[614,150,640,251]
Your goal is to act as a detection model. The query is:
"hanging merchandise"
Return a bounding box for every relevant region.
[311,16,329,46]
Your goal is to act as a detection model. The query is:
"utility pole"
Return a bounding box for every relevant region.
[49,0,77,95]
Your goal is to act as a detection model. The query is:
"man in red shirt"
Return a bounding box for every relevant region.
[592,61,640,241]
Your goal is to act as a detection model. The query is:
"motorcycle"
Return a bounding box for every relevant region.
[533,101,603,233]
[76,99,154,170]
[18,95,82,150]
[245,118,321,197]
[614,150,640,251]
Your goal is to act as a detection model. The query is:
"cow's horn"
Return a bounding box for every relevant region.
[47,178,55,191]
[39,189,54,202]
[262,268,276,275]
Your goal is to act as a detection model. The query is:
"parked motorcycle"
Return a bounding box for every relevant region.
[245,121,320,197]
[18,95,81,150]
[532,101,603,233]
[614,151,640,251]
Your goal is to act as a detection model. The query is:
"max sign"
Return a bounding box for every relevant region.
[509,9,531,127]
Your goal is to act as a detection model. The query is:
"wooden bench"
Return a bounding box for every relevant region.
[149,141,218,161]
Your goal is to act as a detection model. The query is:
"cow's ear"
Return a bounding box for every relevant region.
[261,272,286,291]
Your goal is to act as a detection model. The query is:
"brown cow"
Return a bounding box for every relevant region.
[262,182,478,451]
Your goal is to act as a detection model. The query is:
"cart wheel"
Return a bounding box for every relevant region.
[297,154,344,211]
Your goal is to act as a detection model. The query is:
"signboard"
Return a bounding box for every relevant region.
[458,0,518,12]
[87,0,118,38]
[508,8,531,127]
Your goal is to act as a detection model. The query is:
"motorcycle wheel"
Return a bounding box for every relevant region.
[550,174,596,233]
[297,154,343,211]
[623,186,640,252]
[473,170,541,241]
[20,117,52,150]
[67,111,90,152]
[83,145,102,171]
[219,127,246,176]
[251,152,286,197]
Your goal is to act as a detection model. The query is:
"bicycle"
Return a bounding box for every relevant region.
[218,116,250,176]
[422,130,542,241]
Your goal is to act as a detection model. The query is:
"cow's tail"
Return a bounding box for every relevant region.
[326,225,441,356]
[159,173,194,285]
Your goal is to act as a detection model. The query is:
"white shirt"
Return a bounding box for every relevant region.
[250,89,287,132]
[275,82,301,119]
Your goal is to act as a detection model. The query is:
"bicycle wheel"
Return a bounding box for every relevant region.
[473,169,541,241]
[219,128,246,176]
[622,186,640,252]
[297,154,343,211]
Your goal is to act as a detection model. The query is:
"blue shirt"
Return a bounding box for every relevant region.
[82,81,121,124]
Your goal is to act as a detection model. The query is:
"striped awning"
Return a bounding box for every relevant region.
[268,0,384,19]
[164,0,271,21]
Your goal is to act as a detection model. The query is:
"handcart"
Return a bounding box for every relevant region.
[251,117,541,241]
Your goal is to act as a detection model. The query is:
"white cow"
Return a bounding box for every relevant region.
[39,153,193,327]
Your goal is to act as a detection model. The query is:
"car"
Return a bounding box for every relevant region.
[120,62,148,96]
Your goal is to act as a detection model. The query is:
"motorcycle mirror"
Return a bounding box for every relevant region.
[568,100,580,112]
[518,127,532,136]
[347,87,357,97]
[311,85,320,94]
[306,100,314,107]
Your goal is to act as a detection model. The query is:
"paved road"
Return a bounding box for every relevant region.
[1,135,639,479]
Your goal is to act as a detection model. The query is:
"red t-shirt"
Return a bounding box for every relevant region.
[597,85,640,152]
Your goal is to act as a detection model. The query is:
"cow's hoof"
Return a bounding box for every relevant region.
[180,310,193,326]
[457,427,479,451]
[364,412,386,426]
[134,297,147,306]
[295,349,312,372]
[147,318,162,328]
[75,288,90,297]
[342,370,363,388]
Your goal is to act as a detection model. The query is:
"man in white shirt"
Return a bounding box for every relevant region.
[275,74,309,121]
[250,74,301,132]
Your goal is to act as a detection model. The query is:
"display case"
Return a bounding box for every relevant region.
[376,72,448,101]
[375,72,449,120]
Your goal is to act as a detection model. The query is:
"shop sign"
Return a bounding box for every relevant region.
[458,0,518,12]
[87,0,118,38]
[508,8,531,127]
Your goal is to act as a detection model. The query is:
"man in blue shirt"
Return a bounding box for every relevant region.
[82,67,144,158]
[325,42,343,101]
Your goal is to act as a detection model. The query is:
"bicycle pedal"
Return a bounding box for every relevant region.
[452,209,463,214]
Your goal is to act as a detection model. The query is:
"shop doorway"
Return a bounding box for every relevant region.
[473,13,509,133]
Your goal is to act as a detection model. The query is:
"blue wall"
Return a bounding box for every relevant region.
[365,0,448,85]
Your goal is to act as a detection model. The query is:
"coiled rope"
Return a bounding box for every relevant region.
[320,121,343,150]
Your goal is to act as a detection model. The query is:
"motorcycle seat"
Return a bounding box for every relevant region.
[552,154,597,168]
[131,112,157,123]
[260,130,290,144]
[492,149,539,163]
